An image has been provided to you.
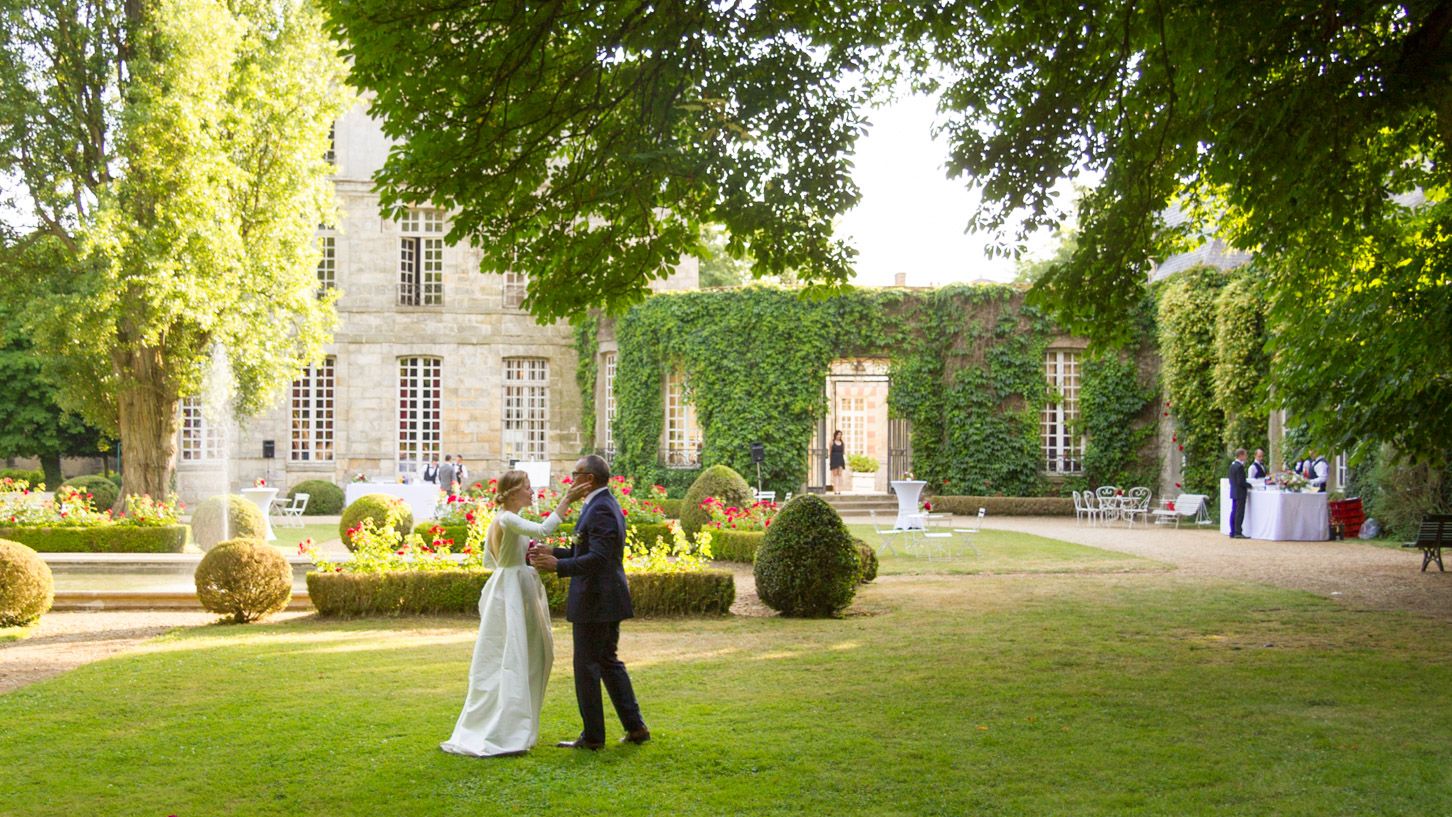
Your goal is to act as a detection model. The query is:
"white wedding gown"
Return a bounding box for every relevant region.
[441,510,558,757]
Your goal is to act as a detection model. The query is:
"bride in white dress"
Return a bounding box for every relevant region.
[441,470,589,757]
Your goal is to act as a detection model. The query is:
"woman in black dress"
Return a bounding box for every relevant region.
[829,430,846,493]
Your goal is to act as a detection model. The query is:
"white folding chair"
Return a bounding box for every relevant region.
[754,490,777,503]
[954,507,986,534]
[281,493,309,528]
[869,508,917,557]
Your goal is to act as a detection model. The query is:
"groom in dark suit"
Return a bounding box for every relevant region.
[1228,448,1250,539]
[528,455,649,750]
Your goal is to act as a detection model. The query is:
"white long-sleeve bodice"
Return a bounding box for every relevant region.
[485,510,562,569]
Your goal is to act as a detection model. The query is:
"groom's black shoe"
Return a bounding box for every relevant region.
[556,738,604,751]
[620,727,651,745]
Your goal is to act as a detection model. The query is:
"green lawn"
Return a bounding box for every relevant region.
[268,520,340,552]
[4,553,1450,815]
[845,524,1158,575]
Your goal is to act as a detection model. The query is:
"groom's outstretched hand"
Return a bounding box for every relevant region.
[528,544,558,573]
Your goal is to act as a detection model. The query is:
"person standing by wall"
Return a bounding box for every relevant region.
[828,430,846,493]
[437,454,456,493]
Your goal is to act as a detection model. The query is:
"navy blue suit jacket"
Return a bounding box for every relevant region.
[1228,459,1249,500]
[551,490,634,623]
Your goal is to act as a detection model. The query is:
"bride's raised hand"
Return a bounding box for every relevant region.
[563,478,594,505]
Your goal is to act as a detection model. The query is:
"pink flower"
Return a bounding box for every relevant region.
[562,476,573,484]
[621,486,632,495]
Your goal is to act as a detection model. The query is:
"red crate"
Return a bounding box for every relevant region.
[1328,497,1365,539]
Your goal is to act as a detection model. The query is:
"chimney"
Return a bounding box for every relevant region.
[893,272,907,287]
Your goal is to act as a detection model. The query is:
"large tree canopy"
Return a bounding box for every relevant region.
[903,0,1452,462]
[325,0,872,321]
[0,0,349,501]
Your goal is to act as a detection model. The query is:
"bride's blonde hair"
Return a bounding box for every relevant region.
[494,470,529,505]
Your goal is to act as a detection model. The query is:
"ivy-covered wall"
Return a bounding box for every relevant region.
[578,285,1161,498]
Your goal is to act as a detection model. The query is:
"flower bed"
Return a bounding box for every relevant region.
[309,499,728,617]
[930,495,1075,516]
[0,484,186,552]
[0,525,188,553]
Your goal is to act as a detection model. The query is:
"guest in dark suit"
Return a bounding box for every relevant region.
[528,454,648,750]
[1228,448,1250,539]
[1248,448,1268,480]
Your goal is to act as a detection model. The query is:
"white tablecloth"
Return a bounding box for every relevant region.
[239,487,278,542]
[345,483,442,522]
[890,480,926,530]
[1219,479,1329,541]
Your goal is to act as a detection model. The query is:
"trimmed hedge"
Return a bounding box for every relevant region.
[190,495,267,551]
[930,495,1074,516]
[307,569,733,617]
[340,494,413,549]
[753,494,860,617]
[0,539,53,627]
[0,469,44,485]
[61,475,119,512]
[680,464,754,539]
[195,538,293,623]
[629,521,673,549]
[853,538,878,584]
[414,522,468,545]
[657,498,684,519]
[288,480,345,515]
[709,529,765,563]
[0,525,187,553]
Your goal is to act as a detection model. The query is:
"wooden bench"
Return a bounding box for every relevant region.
[1402,514,1452,572]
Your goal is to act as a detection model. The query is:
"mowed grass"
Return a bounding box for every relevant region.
[845,524,1158,575]
[4,557,1451,815]
[269,521,341,553]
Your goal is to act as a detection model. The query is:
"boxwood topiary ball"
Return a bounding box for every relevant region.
[286,480,345,515]
[60,474,120,513]
[853,537,879,584]
[0,539,55,627]
[339,494,413,550]
[194,538,292,623]
[189,495,267,551]
[680,464,754,539]
[753,494,860,617]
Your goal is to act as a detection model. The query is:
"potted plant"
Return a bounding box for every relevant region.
[847,454,879,494]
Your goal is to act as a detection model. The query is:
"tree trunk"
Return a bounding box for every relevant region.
[39,454,64,489]
[115,345,179,509]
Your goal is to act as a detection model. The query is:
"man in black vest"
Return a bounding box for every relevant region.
[1228,448,1250,539]
[1248,448,1268,480]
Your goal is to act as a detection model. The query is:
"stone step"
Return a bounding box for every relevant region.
[42,552,320,582]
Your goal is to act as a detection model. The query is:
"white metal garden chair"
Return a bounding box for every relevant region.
[279,493,308,528]
[869,508,918,557]
[1122,487,1151,527]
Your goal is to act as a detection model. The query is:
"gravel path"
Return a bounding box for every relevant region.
[5,518,1446,695]
[974,516,1452,621]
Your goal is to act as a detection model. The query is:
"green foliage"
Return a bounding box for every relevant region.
[658,498,685,519]
[190,495,267,552]
[930,496,1074,517]
[1157,268,1230,495]
[60,476,119,514]
[680,465,754,540]
[1363,449,1452,540]
[853,538,878,584]
[629,522,675,551]
[752,494,859,617]
[306,569,732,617]
[572,313,600,454]
[287,480,344,516]
[1213,276,1270,454]
[0,525,187,554]
[846,454,878,473]
[327,2,870,322]
[0,470,43,485]
[339,494,413,550]
[1080,351,1158,489]
[0,539,53,627]
[710,530,766,563]
[194,538,292,624]
[900,2,1452,463]
[0,0,351,500]
[0,335,110,487]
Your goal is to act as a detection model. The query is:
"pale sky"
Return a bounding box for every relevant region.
[840,93,1060,287]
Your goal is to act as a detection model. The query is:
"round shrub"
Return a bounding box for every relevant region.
[753,494,860,617]
[194,538,292,623]
[0,539,53,627]
[853,538,878,584]
[61,475,119,512]
[190,495,267,551]
[680,464,754,539]
[340,494,413,550]
[287,480,345,515]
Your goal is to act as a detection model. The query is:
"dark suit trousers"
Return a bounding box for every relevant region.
[572,621,645,743]
[1230,494,1247,537]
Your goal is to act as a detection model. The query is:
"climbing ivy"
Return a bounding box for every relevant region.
[1157,267,1231,495]
[1080,350,1158,489]
[1212,274,1270,454]
[572,312,600,455]
[588,284,1157,497]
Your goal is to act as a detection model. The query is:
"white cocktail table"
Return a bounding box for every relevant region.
[890,480,927,530]
[239,487,279,542]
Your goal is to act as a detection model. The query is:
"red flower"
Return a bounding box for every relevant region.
[622,509,629,516]
[1175,482,1182,488]
[562,476,573,484]
[465,511,476,523]
[1177,444,1184,451]
[621,486,632,495]
[922,501,932,511]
